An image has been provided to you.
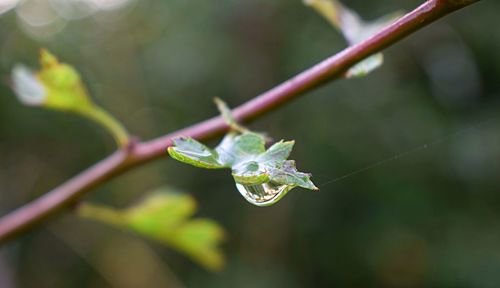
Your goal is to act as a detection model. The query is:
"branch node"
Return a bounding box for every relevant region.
[125,136,140,154]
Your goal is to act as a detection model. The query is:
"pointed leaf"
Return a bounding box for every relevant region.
[269,160,318,190]
[231,132,266,157]
[126,192,196,235]
[78,187,226,271]
[168,137,225,169]
[214,132,266,165]
[169,219,226,271]
[168,132,266,170]
[213,97,248,133]
[36,49,94,111]
[258,140,295,163]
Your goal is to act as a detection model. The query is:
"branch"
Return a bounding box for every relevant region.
[0,0,480,243]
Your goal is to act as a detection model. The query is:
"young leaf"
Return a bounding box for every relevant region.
[214,97,247,133]
[78,187,226,271]
[167,100,318,206]
[168,137,226,169]
[219,132,266,161]
[258,140,295,163]
[304,0,402,77]
[168,219,225,270]
[269,160,317,190]
[10,49,130,146]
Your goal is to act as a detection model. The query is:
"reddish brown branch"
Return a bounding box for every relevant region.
[0,0,480,243]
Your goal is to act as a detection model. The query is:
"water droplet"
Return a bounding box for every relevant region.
[236,182,294,206]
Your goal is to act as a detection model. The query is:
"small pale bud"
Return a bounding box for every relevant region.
[10,48,130,146]
[11,65,46,106]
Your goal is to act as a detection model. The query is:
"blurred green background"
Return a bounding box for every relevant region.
[1,0,500,287]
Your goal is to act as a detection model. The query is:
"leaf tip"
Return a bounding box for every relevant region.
[39,48,59,68]
[167,146,175,154]
[213,97,230,116]
[213,96,223,106]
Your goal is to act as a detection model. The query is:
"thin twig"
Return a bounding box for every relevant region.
[0,0,481,243]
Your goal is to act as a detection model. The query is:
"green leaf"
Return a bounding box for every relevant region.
[269,160,318,190]
[304,0,403,77]
[220,132,266,160]
[168,129,317,206]
[213,132,266,167]
[126,192,196,235]
[10,49,129,146]
[169,219,225,270]
[78,187,226,271]
[168,132,268,169]
[168,137,225,169]
[214,97,248,133]
[258,140,295,163]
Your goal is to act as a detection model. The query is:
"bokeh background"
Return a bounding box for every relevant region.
[1,0,499,287]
